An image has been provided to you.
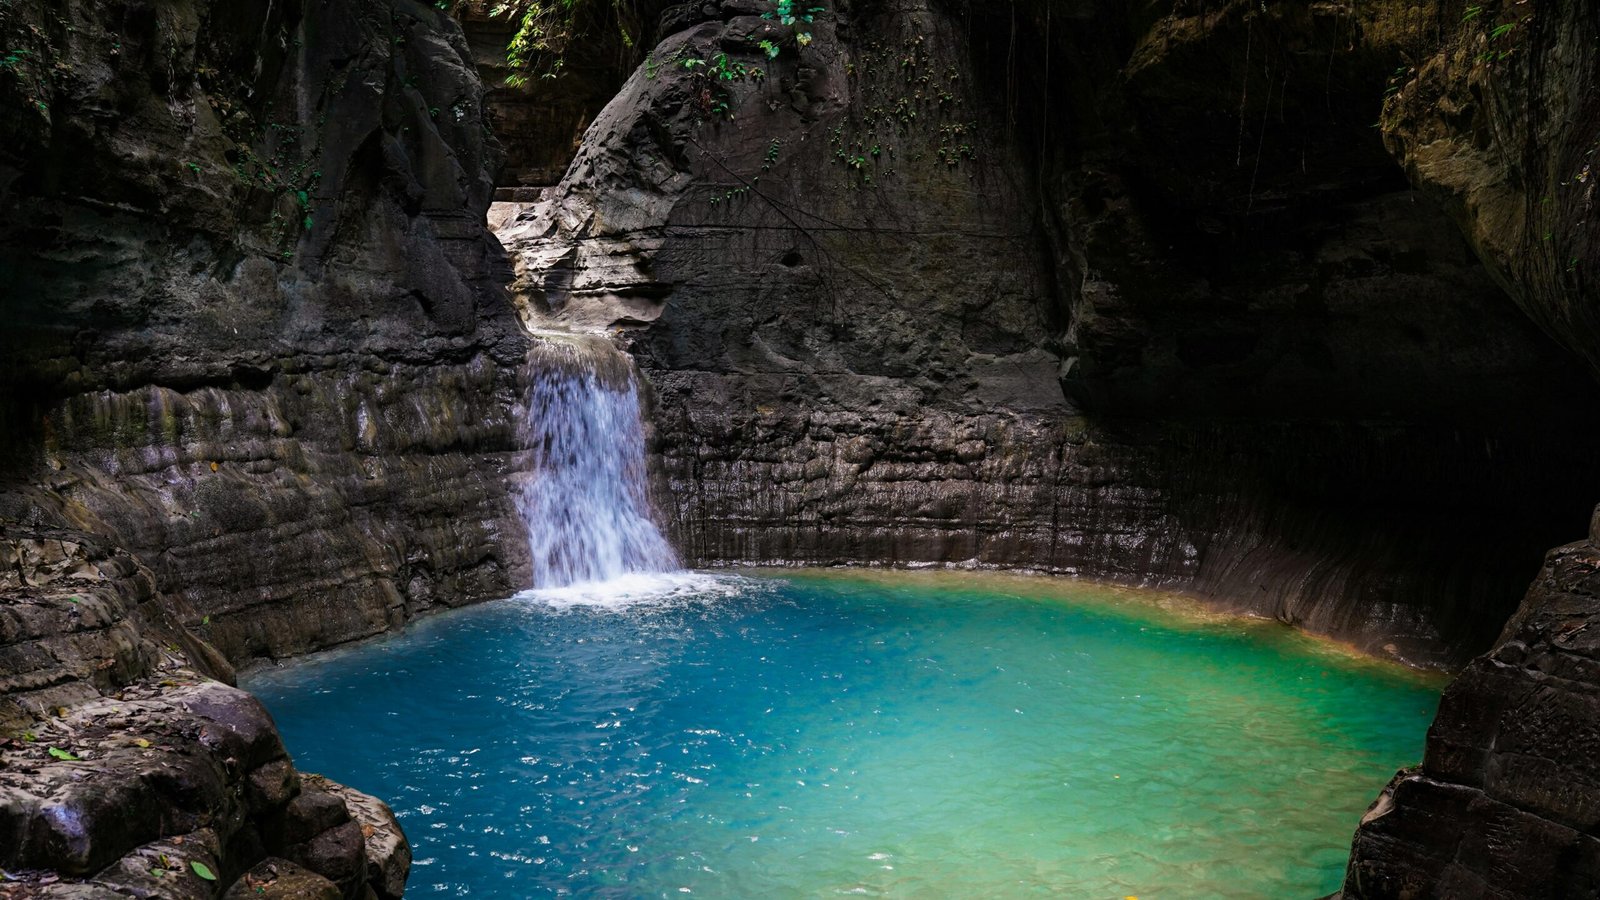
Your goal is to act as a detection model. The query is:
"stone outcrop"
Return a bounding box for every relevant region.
[1343,510,1600,896]
[0,528,406,898]
[1380,0,1600,376]
[456,0,651,192]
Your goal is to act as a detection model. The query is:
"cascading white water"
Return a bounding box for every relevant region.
[517,338,679,589]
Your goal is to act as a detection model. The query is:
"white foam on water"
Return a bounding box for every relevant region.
[512,571,758,610]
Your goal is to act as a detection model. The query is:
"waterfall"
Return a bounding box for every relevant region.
[517,337,679,588]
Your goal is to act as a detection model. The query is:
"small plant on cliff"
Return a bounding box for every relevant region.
[488,0,649,86]
[674,50,762,119]
[758,0,823,58]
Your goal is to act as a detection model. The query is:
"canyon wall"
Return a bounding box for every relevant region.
[1,0,534,893]
[0,0,531,664]
[497,0,1600,668]
[498,3,1600,889]
[0,0,1596,895]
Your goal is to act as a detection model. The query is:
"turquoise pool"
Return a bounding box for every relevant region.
[246,570,1442,898]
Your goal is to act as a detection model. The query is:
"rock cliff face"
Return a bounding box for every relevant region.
[456,1,645,193]
[0,0,531,663]
[1,0,1597,895]
[1342,1,1600,894]
[497,0,1600,668]
[497,4,1600,890]
[1,0,537,893]
[1345,517,1600,896]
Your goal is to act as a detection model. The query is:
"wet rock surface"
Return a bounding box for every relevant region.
[0,0,541,892]
[1343,509,1600,897]
[0,0,1595,896]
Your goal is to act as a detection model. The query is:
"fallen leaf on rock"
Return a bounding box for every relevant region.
[46,747,77,761]
[190,861,216,881]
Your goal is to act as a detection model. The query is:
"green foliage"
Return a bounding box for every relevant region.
[0,44,50,120]
[758,0,823,53]
[47,746,77,761]
[820,36,976,188]
[189,861,217,881]
[491,0,646,85]
[654,47,763,119]
[1465,4,1529,65]
[491,0,817,86]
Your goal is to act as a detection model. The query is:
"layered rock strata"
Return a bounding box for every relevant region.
[0,0,531,663]
[1344,513,1600,896]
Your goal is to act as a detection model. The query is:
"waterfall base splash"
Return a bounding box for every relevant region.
[517,334,679,589]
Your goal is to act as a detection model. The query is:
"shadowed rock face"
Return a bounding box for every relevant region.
[455,0,652,192]
[497,0,1600,668]
[1341,1,1600,894]
[1344,516,1600,897]
[0,0,1596,896]
[0,0,533,662]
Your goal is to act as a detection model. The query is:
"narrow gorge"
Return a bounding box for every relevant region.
[1,0,1597,896]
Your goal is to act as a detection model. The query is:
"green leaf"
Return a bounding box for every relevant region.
[47,747,78,761]
[190,861,216,881]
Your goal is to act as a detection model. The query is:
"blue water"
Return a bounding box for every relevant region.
[245,570,1441,898]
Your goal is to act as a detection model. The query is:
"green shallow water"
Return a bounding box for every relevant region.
[245,570,1444,898]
